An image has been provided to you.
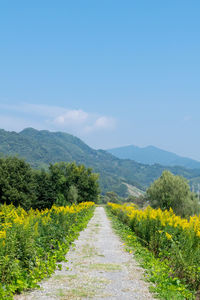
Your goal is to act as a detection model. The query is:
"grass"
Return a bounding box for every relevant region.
[89,263,122,271]
[53,274,77,282]
[81,243,98,258]
[55,275,111,299]
[91,223,100,234]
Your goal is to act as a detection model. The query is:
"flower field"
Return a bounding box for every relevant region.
[0,201,94,299]
[107,202,200,293]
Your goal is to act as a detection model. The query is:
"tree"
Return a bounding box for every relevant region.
[33,169,57,210]
[49,162,100,204]
[126,195,146,208]
[146,170,200,217]
[105,191,121,203]
[0,157,36,210]
[67,185,78,204]
[0,157,100,210]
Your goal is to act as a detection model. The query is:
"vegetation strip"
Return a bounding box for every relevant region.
[2,128,200,197]
[0,202,95,300]
[106,205,196,300]
[16,206,156,299]
[0,157,99,210]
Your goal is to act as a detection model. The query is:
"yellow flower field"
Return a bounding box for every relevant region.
[107,202,200,290]
[0,202,94,299]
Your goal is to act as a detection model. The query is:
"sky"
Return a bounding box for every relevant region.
[0,1,200,160]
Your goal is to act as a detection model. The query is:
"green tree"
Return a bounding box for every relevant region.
[49,162,100,204]
[105,191,121,203]
[67,185,78,204]
[146,170,200,217]
[33,169,57,210]
[126,195,146,208]
[0,157,36,210]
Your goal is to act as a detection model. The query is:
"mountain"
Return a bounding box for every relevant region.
[0,128,200,196]
[107,145,200,169]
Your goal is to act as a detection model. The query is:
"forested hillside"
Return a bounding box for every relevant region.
[1,128,200,195]
[107,145,200,169]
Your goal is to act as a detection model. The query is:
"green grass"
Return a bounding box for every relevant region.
[55,275,111,299]
[89,263,122,271]
[106,207,196,300]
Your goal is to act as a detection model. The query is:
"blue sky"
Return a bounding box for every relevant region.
[0,1,200,160]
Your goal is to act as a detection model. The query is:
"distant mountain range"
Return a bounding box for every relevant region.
[107,145,200,169]
[0,128,200,196]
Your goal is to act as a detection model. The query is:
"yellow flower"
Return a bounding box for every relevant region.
[196,231,200,238]
[0,230,6,239]
[165,232,172,240]
[2,222,12,228]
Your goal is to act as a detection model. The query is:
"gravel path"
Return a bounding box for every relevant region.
[15,207,155,300]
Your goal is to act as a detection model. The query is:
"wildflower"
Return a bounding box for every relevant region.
[0,230,6,239]
[165,232,172,240]
[196,231,200,238]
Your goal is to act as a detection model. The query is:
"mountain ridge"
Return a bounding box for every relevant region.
[107,145,200,169]
[1,128,200,195]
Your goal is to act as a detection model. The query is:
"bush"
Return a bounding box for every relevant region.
[146,170,200,217]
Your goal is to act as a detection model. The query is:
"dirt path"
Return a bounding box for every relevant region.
[15,207,155,300]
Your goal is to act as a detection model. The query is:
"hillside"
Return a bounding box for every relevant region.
[1,128,200,195]
[107,145,200,169]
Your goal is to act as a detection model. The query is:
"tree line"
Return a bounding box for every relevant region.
[0,157,100,210]
[102,170,200,218]
[1,156,199,217]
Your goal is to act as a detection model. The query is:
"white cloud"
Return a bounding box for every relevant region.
[0,103,116,135]
[84,116,116,133]
[95,116,115,129]
[54,109,88,126]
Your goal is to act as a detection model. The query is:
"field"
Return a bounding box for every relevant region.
[1,201,200,299]
[107,202,200,298]
[0,202,94,299]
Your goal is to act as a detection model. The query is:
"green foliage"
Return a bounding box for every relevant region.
[104,192,120,203]
[0,157,100,210]
[126,195,147,208]
[98,191,127,204]
[146,170,200,217]
[0,202,94,299]
[108,202,200,293]
[106,207,195,299]
[33,169,57,209]
[0,157,36,210]
[49,162,100,204]
[1,128,200,196]
[67,185,78,204]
